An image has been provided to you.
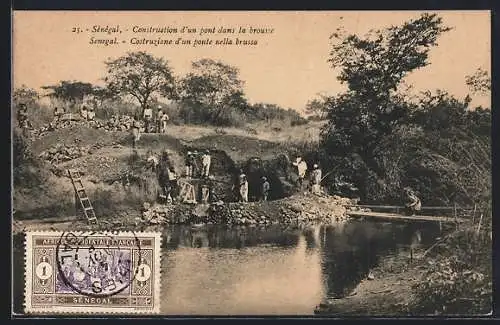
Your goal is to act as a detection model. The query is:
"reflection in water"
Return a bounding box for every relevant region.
[158,221,440,315]
[11,221,441,315]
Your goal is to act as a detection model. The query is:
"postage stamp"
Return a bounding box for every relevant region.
[24,231,161,314]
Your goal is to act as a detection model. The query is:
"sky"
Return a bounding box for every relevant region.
[12,11,491,112]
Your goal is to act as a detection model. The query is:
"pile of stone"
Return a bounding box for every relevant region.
[38,142,106,164]
[29,114,140,140]
[139,202,193,225]
[139,193,358,226]
[102,115,137,131]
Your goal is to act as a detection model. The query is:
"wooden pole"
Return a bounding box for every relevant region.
[476,213,484,235]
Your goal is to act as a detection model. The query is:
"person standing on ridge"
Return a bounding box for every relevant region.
[160,110,169,133]
[143,104,153,133]
[131,115,141,149]
[156,107,163,133]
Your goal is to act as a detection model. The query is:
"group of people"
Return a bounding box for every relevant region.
[146,150,179,203]
[143,105,169,134]
[131,105,170,149]
[80,105,96,121]
[185,150,212,179]
[292,156,323,194]
[233,170,271,203]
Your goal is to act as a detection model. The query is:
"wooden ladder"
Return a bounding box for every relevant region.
[178,179,197,204]
[68,169,98,224]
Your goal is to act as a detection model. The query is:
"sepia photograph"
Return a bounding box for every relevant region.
[11,10,492,316]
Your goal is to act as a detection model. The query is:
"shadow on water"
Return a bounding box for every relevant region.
[12,219,442,315]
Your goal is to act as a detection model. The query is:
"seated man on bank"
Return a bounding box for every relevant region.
[403,187,422,216]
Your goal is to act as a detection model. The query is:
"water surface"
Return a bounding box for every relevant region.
[159,221,440,315]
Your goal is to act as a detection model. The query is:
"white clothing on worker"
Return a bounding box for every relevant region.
[292,157,308,178]
[80,108,88,120]
[240,180,249,202]
[167,169,177,181]
[143,108,153,119]
[87,110,95,120]
[297,161,308,179]
[201,153,211,177]
[311,167,322,185]
[147,154,159,169]
[160,114,169,133]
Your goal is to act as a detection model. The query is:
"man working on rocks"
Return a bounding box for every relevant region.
[185,151,196,178]
[201,150,211,178]
[261,176,270,201]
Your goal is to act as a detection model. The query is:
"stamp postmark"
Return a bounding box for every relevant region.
[24,231,161,314]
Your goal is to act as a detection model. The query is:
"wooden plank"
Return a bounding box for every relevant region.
[350,204,473,211]
[347,210,468,223]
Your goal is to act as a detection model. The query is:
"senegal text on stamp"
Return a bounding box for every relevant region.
[24,231,161,314]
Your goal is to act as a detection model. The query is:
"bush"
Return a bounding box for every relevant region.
[409,226,492,315]
[13,128,49,188]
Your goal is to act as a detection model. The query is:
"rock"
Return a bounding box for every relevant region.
[367,271,375,280]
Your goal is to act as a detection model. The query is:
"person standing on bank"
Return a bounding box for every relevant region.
[80,105,88,121]
[239,173,249,203]
[261,176,270,201]
[201,149,211,178]
[87,107,96,121]
[292,156,308,188]
[310,164,322,194]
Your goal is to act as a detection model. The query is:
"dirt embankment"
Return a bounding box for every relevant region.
[314,252,430,316]
[14,123,339,228]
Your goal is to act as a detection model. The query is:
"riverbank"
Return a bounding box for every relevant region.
[315,252,424,316]
[12,192,356,235]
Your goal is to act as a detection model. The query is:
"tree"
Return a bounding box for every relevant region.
[329,13,451,101]
[179,59,247,123]
[41,81,94,104]
[304,95,331,119]
[466,68,491,95]
[321,13,452,201]
[104,51,176,116]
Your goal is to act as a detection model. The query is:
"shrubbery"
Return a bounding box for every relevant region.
[409,226,492,315]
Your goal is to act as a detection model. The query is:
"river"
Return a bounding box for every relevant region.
[159,220,441,315]
[12,219,442,315]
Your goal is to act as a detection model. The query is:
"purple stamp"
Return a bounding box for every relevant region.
[24,231,161,314]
